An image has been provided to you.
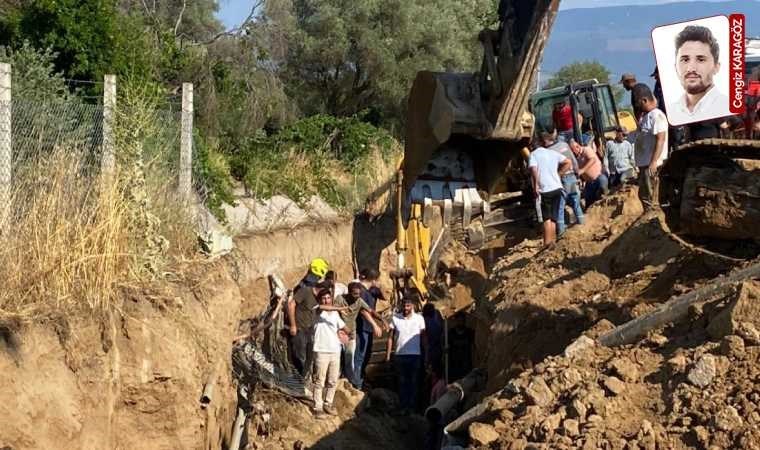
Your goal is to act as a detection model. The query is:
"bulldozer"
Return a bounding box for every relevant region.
[393,0,561,300]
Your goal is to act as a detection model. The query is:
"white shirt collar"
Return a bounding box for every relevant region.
[677,85,719,116]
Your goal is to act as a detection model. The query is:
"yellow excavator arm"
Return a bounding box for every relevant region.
[394,1,561,302]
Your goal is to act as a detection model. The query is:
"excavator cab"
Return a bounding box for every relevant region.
[530,80,632,149]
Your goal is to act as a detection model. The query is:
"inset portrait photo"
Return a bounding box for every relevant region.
[652,16,732,126]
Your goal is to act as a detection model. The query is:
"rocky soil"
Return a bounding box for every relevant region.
[455,185,760,449]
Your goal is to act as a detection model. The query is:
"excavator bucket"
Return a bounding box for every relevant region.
[403,0,560,190]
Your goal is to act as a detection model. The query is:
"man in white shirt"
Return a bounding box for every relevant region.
[667,25,730,126]
[385,297,426,415]
[311,289,349,417]
[633,84,669,211]
[529,139,572,246]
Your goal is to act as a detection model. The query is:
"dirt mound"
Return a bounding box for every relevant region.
[464,280,760,449]
[479,187,737,392]
[244,382,427,449]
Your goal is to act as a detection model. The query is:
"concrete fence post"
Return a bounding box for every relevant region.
[179,82,193,200]
[101,74,116,180]
[0,62,11,227]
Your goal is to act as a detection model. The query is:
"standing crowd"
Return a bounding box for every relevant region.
[283,259,473,419]
[531,72,670,248]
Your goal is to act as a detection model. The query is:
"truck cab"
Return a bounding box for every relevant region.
[529,80,630,150]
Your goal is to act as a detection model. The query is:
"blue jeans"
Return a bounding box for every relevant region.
[342,337,357,385]
[353,331,373,388]
[394,354,422,411]
[558,179,585,236]
[558,130,574,143]
[583,174,608,208]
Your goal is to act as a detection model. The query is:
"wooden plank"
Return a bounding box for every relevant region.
[598,261,760,347]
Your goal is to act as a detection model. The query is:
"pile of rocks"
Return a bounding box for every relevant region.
[465,281,760,450]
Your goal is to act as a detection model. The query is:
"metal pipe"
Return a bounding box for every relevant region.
[229,406,247,450]
[425,368,486,425]
[199,362,220,409]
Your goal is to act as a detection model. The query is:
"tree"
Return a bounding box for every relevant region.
[280,0,494,126]
[545,60,611,89]
[545,59,626,105]
[0,0,119,81]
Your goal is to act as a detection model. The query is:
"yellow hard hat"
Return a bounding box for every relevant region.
[309,258,329,278]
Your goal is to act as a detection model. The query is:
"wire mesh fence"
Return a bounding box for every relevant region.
[0,96,186,188]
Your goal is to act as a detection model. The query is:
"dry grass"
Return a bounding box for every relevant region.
[0,88,196,322]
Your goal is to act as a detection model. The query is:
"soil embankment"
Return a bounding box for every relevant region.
[0,210,382,450]
[448,185,760,449]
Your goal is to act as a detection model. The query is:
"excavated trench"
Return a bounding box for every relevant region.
[6,183,758,450]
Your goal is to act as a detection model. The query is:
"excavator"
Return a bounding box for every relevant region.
[392,0,760,302]
[393,0,561,300]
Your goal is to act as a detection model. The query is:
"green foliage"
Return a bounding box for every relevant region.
[545,59,626,107]
[228,114,396,209]
[0,41,70,101]
[193,133,236,223]
[545,60,611,89]
[2,0,118,81]
[282,0,494,126]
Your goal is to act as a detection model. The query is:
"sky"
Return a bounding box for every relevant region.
[217,0,256,28]
[216,0,738,29]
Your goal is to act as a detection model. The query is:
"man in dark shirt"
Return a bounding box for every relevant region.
[447,313,474,382]
[287,262,325,378]
[621,73,648,122]
[353,268,382,389]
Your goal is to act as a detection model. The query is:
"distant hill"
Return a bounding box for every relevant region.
[542,1,760,88]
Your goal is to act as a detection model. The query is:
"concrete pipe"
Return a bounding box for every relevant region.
[425,368,487,424]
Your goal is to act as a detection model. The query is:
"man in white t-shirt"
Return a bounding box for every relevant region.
[633,84,669,211]
[385,297,426,414]
[529,138,572,246]
[311,289,348,417]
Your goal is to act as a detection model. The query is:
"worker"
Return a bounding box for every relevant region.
[543,128,584,236]
[325,270,348,298]
[529,137,572,246]
[570,139,607,208]
[385,297,427,416]
[632,84,668,211]
[421,303,444,370]
[334,282,383,389]
[311,288,349,417]
[353,268,383,390]
[552,99,574,143]
[447,313,474,382]
[287,257,329,378]
[620,73,647,122]
[604,127,636,187]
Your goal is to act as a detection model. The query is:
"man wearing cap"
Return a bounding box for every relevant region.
[385,297,426,415]
[287,258,329,378]
[620,73,648,122]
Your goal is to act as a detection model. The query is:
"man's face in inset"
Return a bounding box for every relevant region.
[676,40,720,95]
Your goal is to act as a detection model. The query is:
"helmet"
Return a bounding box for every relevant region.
[309,258,329,279]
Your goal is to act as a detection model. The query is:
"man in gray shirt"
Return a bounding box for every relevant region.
[542,129,584,236]
[604,127,636,187]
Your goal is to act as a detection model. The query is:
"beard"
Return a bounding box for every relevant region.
[682,75,712,95]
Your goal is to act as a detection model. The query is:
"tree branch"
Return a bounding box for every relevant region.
[174,0,187,36]
[190,0,264,46]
